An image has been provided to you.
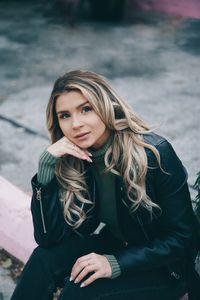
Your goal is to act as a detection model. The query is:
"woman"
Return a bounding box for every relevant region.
[11,70,200,300]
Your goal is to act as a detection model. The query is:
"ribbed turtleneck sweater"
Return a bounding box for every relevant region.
[88,135,124,242]
[37,135,121,279]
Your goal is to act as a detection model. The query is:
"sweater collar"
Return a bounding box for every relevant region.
[89,132,114,160]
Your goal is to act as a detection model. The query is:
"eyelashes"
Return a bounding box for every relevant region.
[58,105,93,120]
[82,105,92,113]
[59,113,70,119]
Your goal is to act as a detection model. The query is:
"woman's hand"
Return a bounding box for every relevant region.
[47,136,92,162]
[70,252,112,287]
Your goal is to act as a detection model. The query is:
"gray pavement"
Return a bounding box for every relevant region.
[0,267,15,300]
[0,1,200,298]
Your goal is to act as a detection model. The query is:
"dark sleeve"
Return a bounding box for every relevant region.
[114,140,199,274]
[31,174,72,247]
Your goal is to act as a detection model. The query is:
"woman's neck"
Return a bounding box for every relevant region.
[89,132,114,159]
[91,129,110,150]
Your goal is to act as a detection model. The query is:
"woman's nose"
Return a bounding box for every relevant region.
[71,115,83,129]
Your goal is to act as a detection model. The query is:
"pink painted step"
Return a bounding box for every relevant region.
[0,176,37,263]
[136,0,200,19]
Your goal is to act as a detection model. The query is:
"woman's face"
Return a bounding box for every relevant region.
[55,91,110,149]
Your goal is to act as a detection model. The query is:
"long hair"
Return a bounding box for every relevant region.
[46,70,161,229]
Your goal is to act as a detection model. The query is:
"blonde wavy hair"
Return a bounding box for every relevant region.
[46,70,161,229]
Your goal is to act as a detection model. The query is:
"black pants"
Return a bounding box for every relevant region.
[11,229,186,300]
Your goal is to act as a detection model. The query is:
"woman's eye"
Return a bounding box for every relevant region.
[60,113,70,119]
[82,106,92,113]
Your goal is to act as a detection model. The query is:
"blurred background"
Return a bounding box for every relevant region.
[0,0,200,298]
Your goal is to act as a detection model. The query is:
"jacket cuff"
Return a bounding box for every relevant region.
[103,255,121,279]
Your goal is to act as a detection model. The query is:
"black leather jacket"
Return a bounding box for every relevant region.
[31,132,200,294]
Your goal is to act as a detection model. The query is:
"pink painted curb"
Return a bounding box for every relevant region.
[0,176,37,263]
[137,0,200,19]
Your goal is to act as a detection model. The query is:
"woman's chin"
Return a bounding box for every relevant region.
[75,140,93,150]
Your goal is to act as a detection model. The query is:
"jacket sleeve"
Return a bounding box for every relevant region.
[114,139,199,274]
[31,174,72,247]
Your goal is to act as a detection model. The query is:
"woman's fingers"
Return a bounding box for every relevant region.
[70,253,112,287]
[70,255,92,280]
[80,271,101,288]
[68,142,92,159]
[85,150,93,157]
[67,143,92,162]
[73,263,96,284]
[47,136,92,162]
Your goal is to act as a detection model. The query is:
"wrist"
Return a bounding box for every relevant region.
[47,147,60,158]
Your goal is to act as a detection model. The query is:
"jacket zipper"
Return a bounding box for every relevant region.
[35,187,47,234]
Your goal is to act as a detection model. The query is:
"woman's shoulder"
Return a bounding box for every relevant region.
[142,132,182,170]
[142,132,167,148]
[142,132,187,181]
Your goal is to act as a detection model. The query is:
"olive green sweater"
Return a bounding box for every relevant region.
[37,137,121,279]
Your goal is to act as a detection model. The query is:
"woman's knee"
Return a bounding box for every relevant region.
[32,245,52,259]
[25,246,56,273]
[29,244,72,286]
[30,246,49,263]
[58,280,91,300]
[58,278,109,300]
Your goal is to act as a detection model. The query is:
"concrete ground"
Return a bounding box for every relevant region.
[0,1,200,298]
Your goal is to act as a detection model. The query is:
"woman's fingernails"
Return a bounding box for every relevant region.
[82,155,92,163]
[80,283,85,288]
[88,152,93,157]
[69,276,73,281]
[74,278,79,283]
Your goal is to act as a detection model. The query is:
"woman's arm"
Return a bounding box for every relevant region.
[31,137,94,247]
[31,148,71,247]
[31,173,71,247]
[37,150,59,185]
[114,139,199,275]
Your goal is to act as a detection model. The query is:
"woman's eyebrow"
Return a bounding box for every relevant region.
[56,101,89,115]
[76,101,89,109]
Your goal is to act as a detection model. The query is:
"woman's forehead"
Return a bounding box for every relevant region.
[55,91,88,112]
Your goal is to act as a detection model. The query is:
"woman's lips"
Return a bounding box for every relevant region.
[74,132,90,140]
